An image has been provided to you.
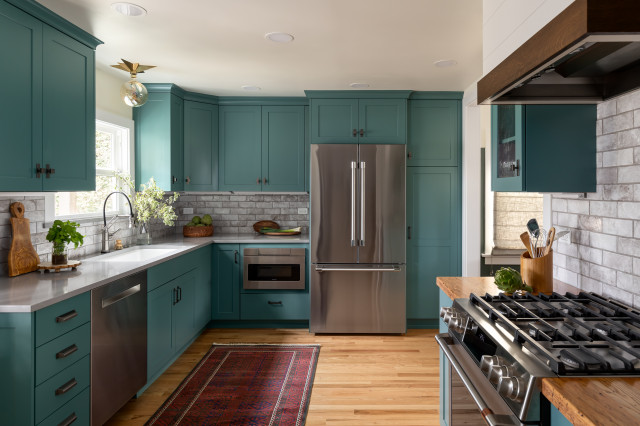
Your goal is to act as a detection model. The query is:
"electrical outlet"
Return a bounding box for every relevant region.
[183,207,194,214]
[298,207,308,215]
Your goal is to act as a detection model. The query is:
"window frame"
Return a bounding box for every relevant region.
[45,110,135,224]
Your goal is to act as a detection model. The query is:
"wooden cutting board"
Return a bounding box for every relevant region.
[8,202,39,277]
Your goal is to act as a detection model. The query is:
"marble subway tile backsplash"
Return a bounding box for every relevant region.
[173,193,309,234]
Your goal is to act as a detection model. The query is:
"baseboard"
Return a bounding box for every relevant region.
[407,319,439,329]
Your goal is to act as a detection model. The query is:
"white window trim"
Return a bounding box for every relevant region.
[44,109,135,225]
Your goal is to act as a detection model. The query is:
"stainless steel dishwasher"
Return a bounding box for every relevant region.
[91,270,147,425]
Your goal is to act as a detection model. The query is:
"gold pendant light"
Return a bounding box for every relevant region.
[111,59,156,107]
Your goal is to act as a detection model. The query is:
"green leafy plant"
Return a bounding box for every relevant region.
[494,267,532,293]
[46,220,84,254]
[119,175,179,226]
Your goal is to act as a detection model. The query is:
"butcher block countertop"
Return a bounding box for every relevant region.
[436,276,640,426]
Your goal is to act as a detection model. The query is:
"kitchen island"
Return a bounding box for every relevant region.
[436,276,640,426]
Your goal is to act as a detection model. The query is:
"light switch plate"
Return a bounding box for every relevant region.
[298,207,308,215]
[183,207,194,214]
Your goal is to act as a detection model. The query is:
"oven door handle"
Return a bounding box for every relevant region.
[435,334,522,426]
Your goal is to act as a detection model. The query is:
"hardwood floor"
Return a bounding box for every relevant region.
[106,328,441,426]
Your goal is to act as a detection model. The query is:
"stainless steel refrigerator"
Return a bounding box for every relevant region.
[310,144,406,333]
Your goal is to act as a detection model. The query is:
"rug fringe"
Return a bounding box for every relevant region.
[211,342,321,347]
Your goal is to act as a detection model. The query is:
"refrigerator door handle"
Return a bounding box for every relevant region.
[315,265,401,272]
[359,161,366,246]
[350,161,357,246]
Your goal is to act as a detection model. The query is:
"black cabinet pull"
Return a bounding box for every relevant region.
[359,129,364,137]
[234,250,238,264]
[408,226,412,240]
[185,176,191,184]
[510,159,521,176]
[177,286,182,303]
[55,310,78,323]
[263,177,267,185]
[57,412,78,426]
[55,378,78,396]
[172,176,177,183]
[268,301,282,305]
[352,129,357,137]
[35,163,44,178]
[173,288,178,305]
[407,152,413,159]
[45,164,55,178]
[56,344,78,359]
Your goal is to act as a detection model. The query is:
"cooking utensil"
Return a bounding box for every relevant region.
[555,230,569,240]
[544,227,556,256]
[8,202,39,277]
[520,232,534,257]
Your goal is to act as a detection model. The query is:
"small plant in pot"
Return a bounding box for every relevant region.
[46,220,84,265]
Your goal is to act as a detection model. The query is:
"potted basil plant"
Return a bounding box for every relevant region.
[46,220,84,265]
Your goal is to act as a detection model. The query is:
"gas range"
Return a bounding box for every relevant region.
[436,291,640,425]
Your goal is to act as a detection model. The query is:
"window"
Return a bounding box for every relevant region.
[55,116,133,219]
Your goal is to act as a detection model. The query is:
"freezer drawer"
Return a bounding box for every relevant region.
[310,264,406,333]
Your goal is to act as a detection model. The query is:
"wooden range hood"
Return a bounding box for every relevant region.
[478,0,640,104]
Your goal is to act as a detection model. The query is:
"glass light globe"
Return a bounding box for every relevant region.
[121,79,148,107]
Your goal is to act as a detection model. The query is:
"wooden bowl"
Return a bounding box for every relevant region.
[183,225,214,238]
[253,220,279,233]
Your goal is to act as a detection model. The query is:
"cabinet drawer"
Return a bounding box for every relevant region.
[35,355,90,424]
[37,387,89,426]
[147,251,197,292]
[35,293,90,347]
[241,293,309,320]
[35,322,90,385]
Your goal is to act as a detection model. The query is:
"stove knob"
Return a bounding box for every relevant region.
[488,364,515,384]
[439,307,452,318]
[480,355,503,373]
[498,375,526,402]
[441,308,458,325]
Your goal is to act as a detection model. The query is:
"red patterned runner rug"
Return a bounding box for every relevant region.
[146,344,320,425]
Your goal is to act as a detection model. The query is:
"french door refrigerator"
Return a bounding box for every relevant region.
[310,144,406,333]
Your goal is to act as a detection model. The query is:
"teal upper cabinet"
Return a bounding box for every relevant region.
[306,91,411,144]
[262,106,305,191]
[491,104,596,192]
[219,106,262,191]
[0,0,100,192]
[184,100,219,191]
[219,105,306,192]
[134,85,185,192]
[408,99,460,167]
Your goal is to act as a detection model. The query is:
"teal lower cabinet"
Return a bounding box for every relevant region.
[406,167,460,326]
[550,403,572,426]
[240,293,309,320]
[212,244,241,320]
[439,289,452,426]
[146,247,212,383]
[0,292,91,425]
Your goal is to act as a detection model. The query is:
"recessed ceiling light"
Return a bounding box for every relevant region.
[242,85,261,91]
[349,83,370,88]
[111,2,147,17]
[434,59,458,68]
[265,32,294,43]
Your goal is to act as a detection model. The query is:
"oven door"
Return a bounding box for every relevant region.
[243,252,306,290]
[436,334,526,426]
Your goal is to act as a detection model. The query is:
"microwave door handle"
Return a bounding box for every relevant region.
[359,161,365,246]
[350,161,357,247]
[435,334,515,426]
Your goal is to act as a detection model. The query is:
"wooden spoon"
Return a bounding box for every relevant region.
[520,232,533,257]
[544,227,556,256]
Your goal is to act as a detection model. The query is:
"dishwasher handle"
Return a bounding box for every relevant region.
[435,334,522,426]
[101,284,142,309]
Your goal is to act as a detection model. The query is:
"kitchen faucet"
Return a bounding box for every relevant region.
[101,191,135,253]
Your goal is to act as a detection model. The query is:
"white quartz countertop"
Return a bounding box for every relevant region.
[0,233,309,313]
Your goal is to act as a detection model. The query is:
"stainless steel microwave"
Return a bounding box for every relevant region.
[243,247,306,290]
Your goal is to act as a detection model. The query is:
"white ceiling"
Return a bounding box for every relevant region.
[37,0,483,97]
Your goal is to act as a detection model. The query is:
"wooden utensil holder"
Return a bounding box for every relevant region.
[520,250,553,294]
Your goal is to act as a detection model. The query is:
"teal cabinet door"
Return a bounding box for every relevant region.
[42,26,95,191]
[212,244,240,320]
[406,167,460,320]
[310,99,358,143]
[0,2,42,191]
[358,99,406,144]
[147,282,174,381]
[194,246,212,330]
[184,100,218,191]
[134,90,184,191]
[491,105,524,192]
[305,106,311,192]
[219,106,262,191]
[408,100,459,166]
[173,269,197,350]
[550,404,573,426]
[262,106,305,191]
